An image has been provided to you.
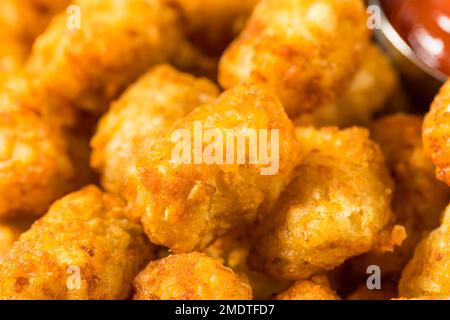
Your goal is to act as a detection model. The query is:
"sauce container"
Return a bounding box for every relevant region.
[368,0,449,108]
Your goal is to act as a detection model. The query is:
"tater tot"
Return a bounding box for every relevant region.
[346,114,449,279]
[0,0,200,218]
[25,0,204,114]
[124,84,301,252]
[0,224,20,259]
[203,227,291,300]
[0,186,154,300]
[423,80,450,186]
[0,76,89,218]
[399,204,450,298]
[91,64,219,194]
[248,127,405,280]
[0,0,71,71]
[0,73,95,219]
[0,0,71,46]
[275,276,340,300]
[133,252,252,300]
[0,37,27,73]
[294,45,399,127]
[0,219,31,261]
[219,0,369,117]
[171,0,259,54]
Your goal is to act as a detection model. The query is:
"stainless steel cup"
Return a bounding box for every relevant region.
[368,0,448,109]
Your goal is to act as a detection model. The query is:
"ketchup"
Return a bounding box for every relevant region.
[383,0,450,76]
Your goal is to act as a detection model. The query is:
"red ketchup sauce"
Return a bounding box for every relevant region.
[382,0,450,76]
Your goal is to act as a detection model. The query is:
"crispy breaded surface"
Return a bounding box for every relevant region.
[26,0,199,114]
[133,252,252,300]
[294,45,399,127]
[1,0,447,302]
[91,64,219,194]
[0,73,94,219]
[219,0,369,117]
[399,205,450,298]
[0,0,71,46]
[275,276,340,300]
[172,0,259,54]
[346,282,398,300]
[248,127,405,280]
[203,227,291,300]
[0,0,71,72]
[0,186,154,300]
[124,84,301,252]
[423,80,450,186]
[347,114,449,279]
[0,224,20,258]
[1,0,200,217]
[0,75,88,219]
[0,219,31,261]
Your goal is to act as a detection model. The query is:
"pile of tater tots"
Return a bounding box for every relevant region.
[0,0,448,300]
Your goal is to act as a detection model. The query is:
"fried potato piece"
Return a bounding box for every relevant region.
[346,114,449,279]
[0,224,20,258]
[25,0,204,114]
[1,0,201,218]
[171,0,259,54]
[0,219,31,261]
[399,204,450,298]
[248,127,405,280]
[203,227,291,300]
[0,0,201,217]
[124,84,301,252]
[0,75,92,218]
[0,0,71,72]
[275,276,340,300]
[0,37,27,73]
[219,0,369,117]
[0,73,95,219]
[0,186,154,300]
[423,80,450,186]
[294,45,399,127]
[133,252,252,300]
[91,64,219,194]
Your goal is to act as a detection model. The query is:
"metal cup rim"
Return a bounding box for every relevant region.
[368,0,447,83]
